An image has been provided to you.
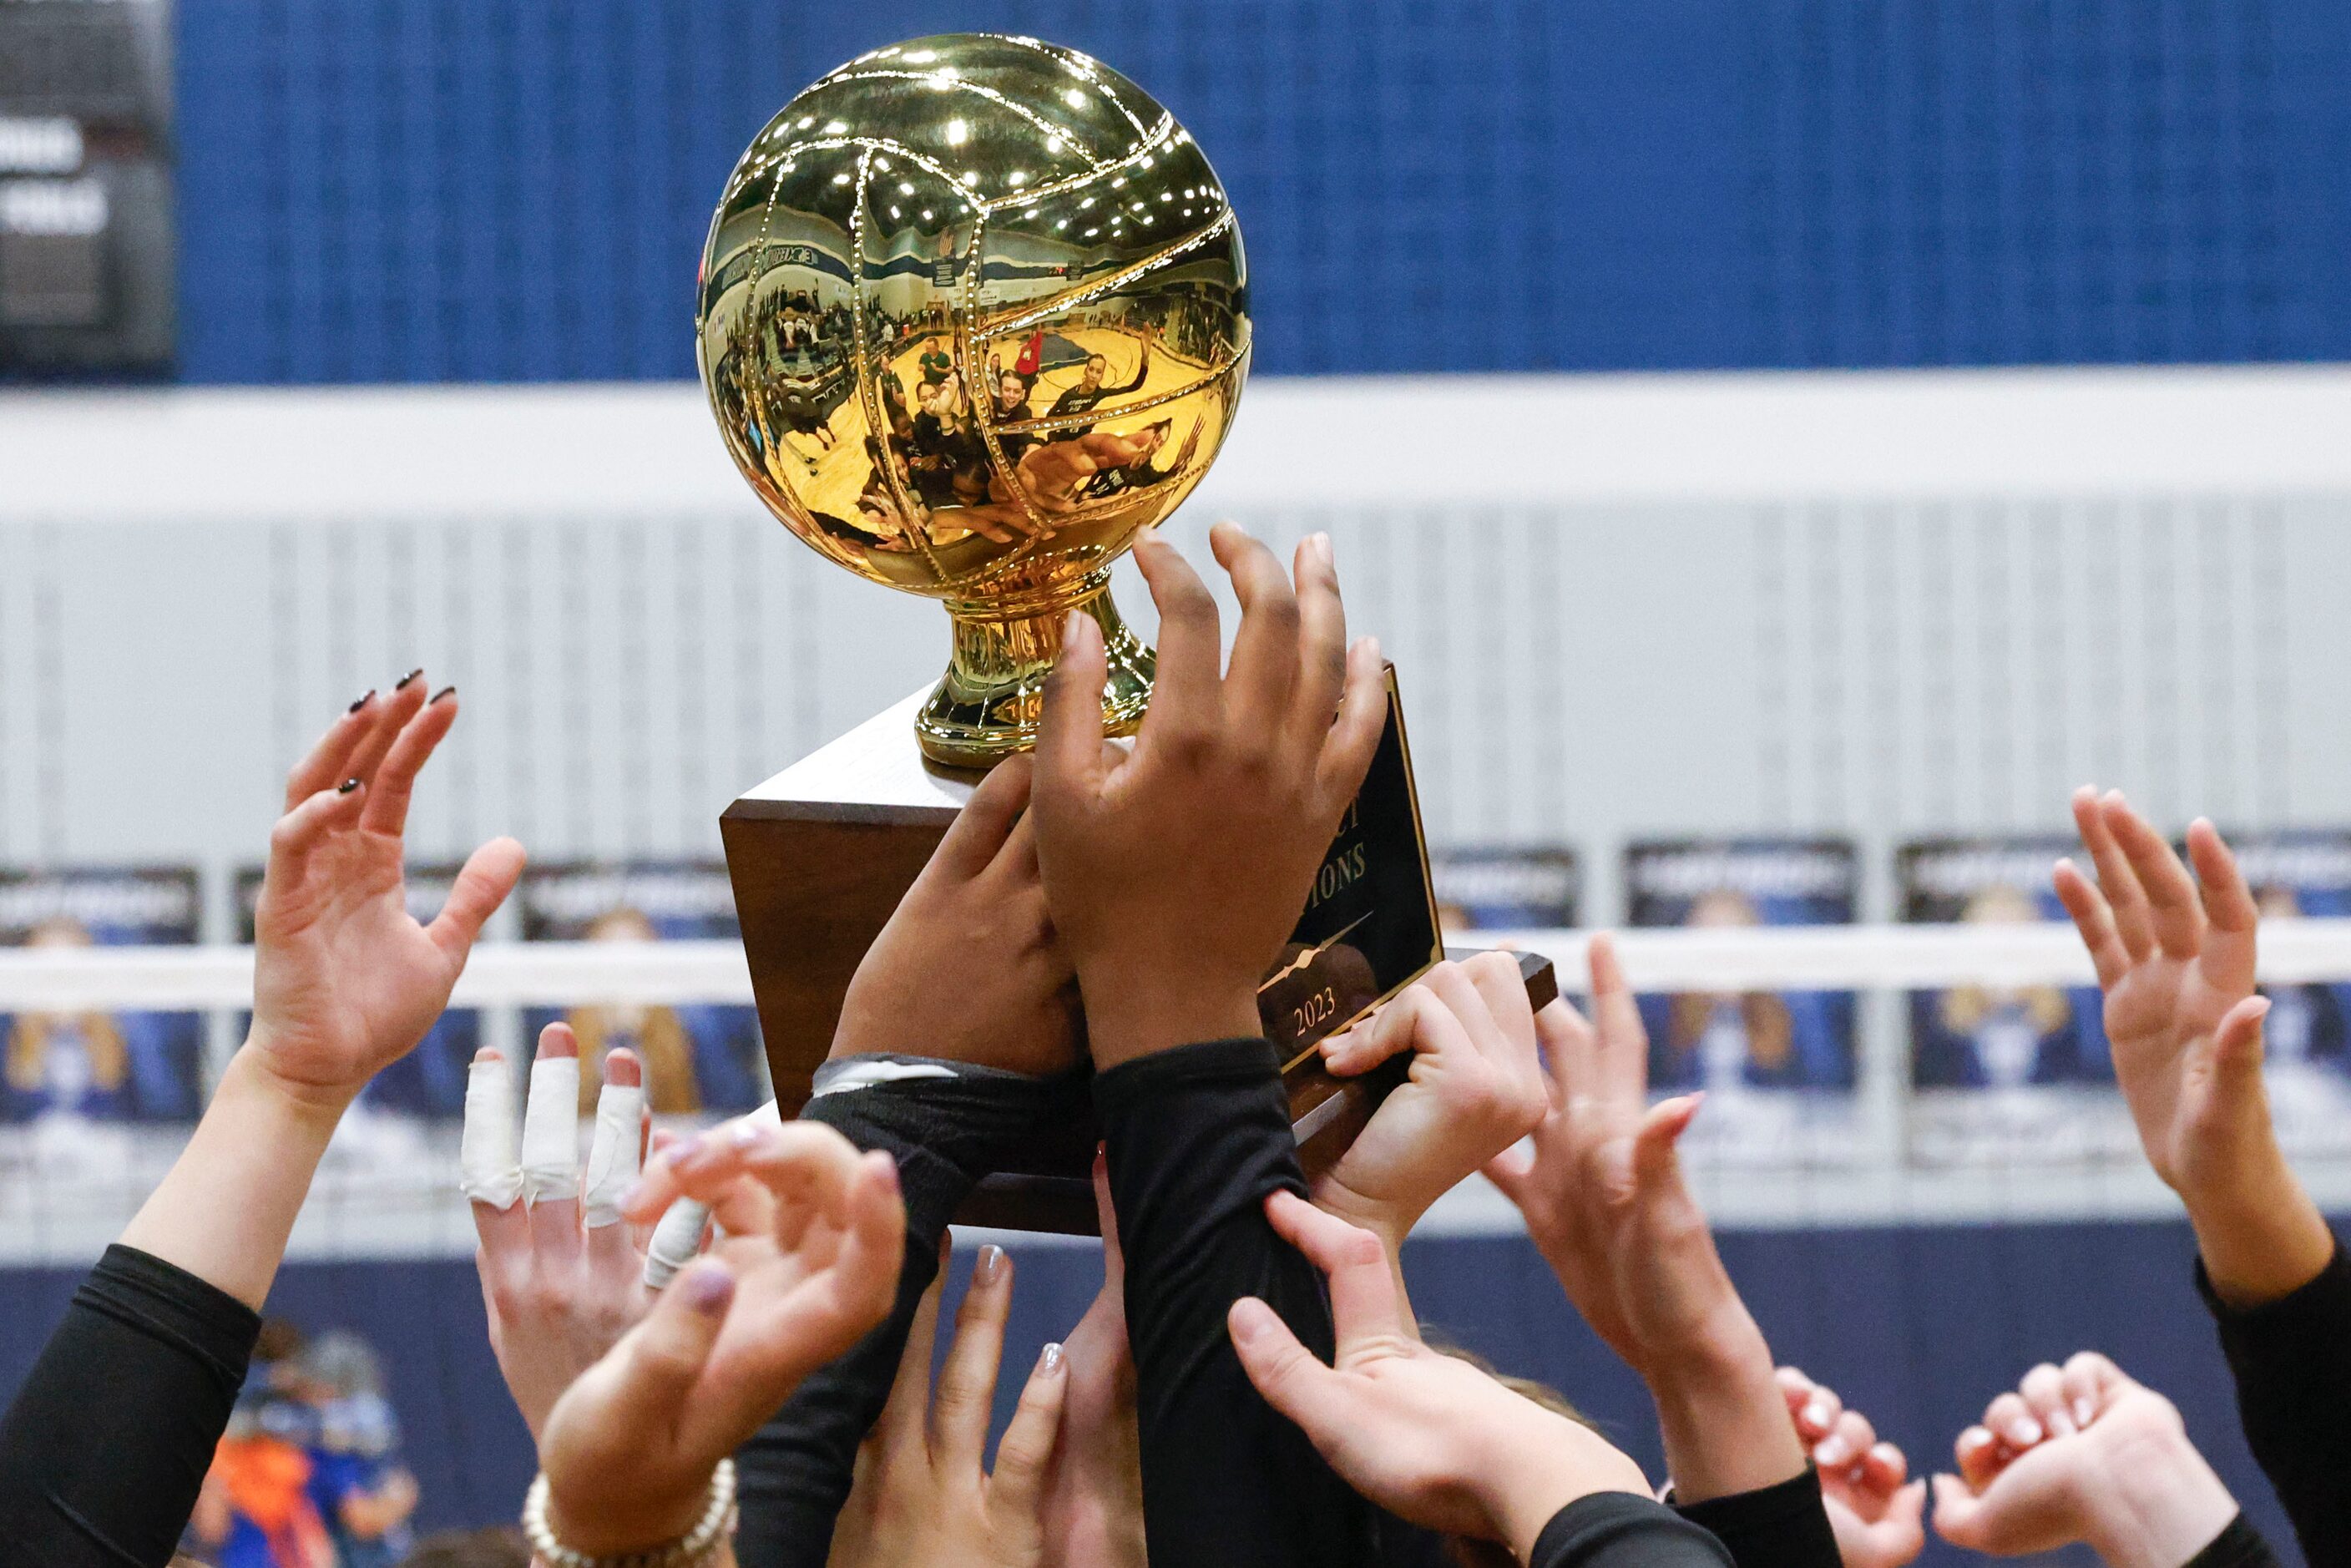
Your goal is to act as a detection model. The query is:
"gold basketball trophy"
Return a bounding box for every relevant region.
[706,35,1550,1230]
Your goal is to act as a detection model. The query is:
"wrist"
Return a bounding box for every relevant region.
[2182,1156,2335,1309]
[1645,1322,1810,1503]
[233,1028,363,1128]
[2082,1429,2237,1568]
[1078,972,1261,1070]
[1481,1423,1649,1563]
[542,1466,719,1558]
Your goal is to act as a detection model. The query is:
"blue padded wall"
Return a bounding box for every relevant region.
[174,0,2351,382]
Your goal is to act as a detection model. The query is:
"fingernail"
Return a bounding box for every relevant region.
[2073,1397,2095,1427]
[685,1263,735,1314]
[396,668,423,689]
[977,1243,1007,1285]
[872,1153,901,1194]
[2007,1416,2042,1446]
[348,690,375,713]
[731,1120,766,1150]
[1039,1342,1064,1377]
[1229,1297,1270,1344]
[1063,609,1086,642]
[1311,531,1332,565]
[430,685,457,705]
[1804,1398,1833,1429]
[1814,1435,1849,1468]
[337,777,361,794]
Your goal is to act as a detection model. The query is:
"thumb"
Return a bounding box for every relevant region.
[2212,994,2271,1090]
[1929,1474,1989,1550]
[1228,1296,1342,1438]
[1482,1145,1534,1207]
[1888,1477,1929,1533]
[1631,1094,1701,1193]
[609,1259,734,1439]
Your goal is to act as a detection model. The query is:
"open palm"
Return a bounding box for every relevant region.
[247,680,522,1105]
[2053,790,2264,1193]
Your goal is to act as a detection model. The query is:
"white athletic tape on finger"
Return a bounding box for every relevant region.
[581,1081,645,1228]
[519,1054,582,1205]
[643,1198,712,1290]
[458,1055,523,1208]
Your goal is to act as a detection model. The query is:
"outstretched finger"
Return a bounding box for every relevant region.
[283,690,387,810]
[1586,935,1651,1108]
[1228,1295,1347,1443]
[1312,636,1385,812]
[1091,1146,1124,1290]
[341,675,431,796]
[2074,787,2154,962]
[1035,612,1110,811]
[427,837,527,966]
[1131,530,1223,748]
[2106,795,2205,959]
[932,1244,1013,1469]
[1531,995,1596,1110]
[2187,818,2260,994]
[521,1028,584,1267]
[1289,532,1348,736]
[584,1049,646,1252]
[1211,521,1303,745]
[359,686,460,837]
[2052,858,2130,989]
[990,1341,1069,1538]
[871,1267,944,1460]
[462,1047,527,1228]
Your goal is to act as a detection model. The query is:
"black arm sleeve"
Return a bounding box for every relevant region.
[2195,1233,2351,1568]
[0,1244,260,1567]
[1095,1036,1380,1568]
[731,1057,1078,1568]
[1533,1495,1737,1568]
[2182,1512,2283,1568]
[1671,1469,1841,1568]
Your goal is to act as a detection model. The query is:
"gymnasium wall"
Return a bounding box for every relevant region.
[167,0,2351,384]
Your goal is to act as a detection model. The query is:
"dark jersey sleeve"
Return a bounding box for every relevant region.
[0,1244,260,1567]
[1095,1037,1381,1568]
[731,1057,1080,1568]
[2195,1234,2351,1568]
[1671,1469,1842,1568]
[2182,1512,2283,1568]
[1533,1494,1738,1568]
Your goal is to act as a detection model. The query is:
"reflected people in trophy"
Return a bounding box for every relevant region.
[696,33,1251,764]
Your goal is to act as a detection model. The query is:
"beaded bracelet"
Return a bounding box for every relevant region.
[522,1458,737,1568]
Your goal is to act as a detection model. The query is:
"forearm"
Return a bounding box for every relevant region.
[2085,1430,2238,1568]
[1646,1325,1811,1505]
[2180,1149,2335,1309]
[117,1042,346,1309]
[1099,1036,1380,1568]
[733,1057,1069,1568]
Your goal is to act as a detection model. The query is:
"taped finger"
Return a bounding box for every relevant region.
[582,1054,646,1229]
[520,1034,582,1206]
[459,1050,523,1208]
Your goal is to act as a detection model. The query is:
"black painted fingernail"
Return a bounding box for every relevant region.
[429,685,457,705]
[337,777,362,794]
[347,690,375,713]
[395,668,423,690]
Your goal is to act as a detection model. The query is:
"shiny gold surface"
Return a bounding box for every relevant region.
[696,33,1250,766]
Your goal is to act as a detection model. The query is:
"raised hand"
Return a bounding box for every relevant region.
[1777,1368,1926,1568]
[833,752,1079,1076]
[1483,934,1804,1501]
[1930,1353,2237,1568]
[1033,523,1386,1068]
[2055,791,2333,1304]
[1039,1152,1145,1568]
[1227,1191,1648,1560]
[827,1237,1069,1568]
[552,1117,903,1556]
[248,676,524,1110]
[1314,953,1550,1252]
[464,1024,660,1438]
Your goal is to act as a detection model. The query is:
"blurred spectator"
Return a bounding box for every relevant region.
[301,1332,420,1567]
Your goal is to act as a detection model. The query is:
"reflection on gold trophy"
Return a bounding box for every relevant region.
[695,33,1251,766]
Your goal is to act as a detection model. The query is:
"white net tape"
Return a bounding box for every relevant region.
[4,923,2351,1265]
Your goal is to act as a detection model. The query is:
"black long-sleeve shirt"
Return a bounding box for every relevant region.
[0,1244,261,1566]
[1675,1469,1840,1568]
[1534,1494,1737,1568]
[2197,1235,2351,1568]
[731,1055,1079,1568]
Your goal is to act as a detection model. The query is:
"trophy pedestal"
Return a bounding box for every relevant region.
[724,685,1553,1234]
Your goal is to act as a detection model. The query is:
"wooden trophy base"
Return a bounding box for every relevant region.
[723,686,1553,1234]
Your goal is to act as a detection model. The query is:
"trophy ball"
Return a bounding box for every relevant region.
[696,33,1251,768]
